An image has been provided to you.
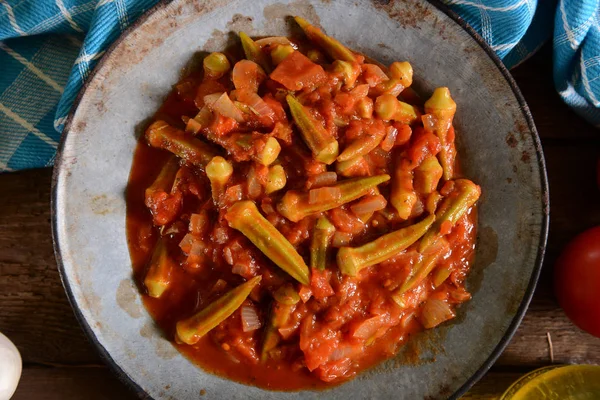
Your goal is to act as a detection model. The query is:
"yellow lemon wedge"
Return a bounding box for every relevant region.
[501,365,600,400]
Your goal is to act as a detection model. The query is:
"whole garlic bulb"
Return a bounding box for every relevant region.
[0,332,21,400]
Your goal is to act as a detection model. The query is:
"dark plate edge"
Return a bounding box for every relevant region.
[49,1,551,399]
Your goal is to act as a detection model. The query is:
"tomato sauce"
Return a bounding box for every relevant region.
[126,24,478,391]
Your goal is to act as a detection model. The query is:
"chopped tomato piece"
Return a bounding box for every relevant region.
[270,51,327,91]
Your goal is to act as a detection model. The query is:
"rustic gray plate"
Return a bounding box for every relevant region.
[51,0,549,399]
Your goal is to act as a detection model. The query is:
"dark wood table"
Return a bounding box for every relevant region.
[1,45,599,399]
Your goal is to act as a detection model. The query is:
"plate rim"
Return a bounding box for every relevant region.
[50,1,550,398]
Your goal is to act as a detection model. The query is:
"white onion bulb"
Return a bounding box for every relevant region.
[0,332,21,400]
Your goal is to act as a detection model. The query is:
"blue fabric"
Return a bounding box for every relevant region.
[0,1,598,172]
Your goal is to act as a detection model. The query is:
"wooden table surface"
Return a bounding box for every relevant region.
[1,45,599,399]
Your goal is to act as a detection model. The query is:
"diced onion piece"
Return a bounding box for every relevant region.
[179,233,196,254]
[225,184,244,203]
[189,213,208,235]
[308,186,342,205]
[238,91,275,122]
[210,92,245,122]
[352,315,388,339]
[232,60,267,92]
[350,84,370,99]
[255,36,293,47]
[203,93,223,107]
[241,303,262,332]
[190,240,206,256]
[185,117,202,134]
[247,167,262,199]
[420,298,455,329]
[307,172,338,189]
[350,194,387,215]
[362,64,389,87]
[421,113,436,132]
[380,126,398,151]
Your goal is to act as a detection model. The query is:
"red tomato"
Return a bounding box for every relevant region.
[554,226,600,337]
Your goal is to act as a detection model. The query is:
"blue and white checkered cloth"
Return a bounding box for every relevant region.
[0,0,598,172]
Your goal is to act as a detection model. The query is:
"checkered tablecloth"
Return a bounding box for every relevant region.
[0,0,598,172]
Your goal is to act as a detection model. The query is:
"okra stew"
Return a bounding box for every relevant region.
[126,17,481,390]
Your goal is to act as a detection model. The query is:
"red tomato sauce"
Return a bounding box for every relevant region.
[126,27,478,391]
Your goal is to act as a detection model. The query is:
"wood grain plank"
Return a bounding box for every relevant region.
[11,366,135,400]
[10,365,522,399]
[0,168,102,365]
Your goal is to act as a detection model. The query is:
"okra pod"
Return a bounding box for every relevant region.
[389,61,413,87]
[433,266,451,288]
[390,163,417,220]
[332,60,361,87]
[239,32,271,73]
[310,216,336,270]
[261,297,296,361]
[293,16,356,62]
[335,156,370,177]
[265,164,287,194]
[273,284,301,305]
[255,137,281,166]
[278,174,390,222]
[414,156,443,194]
[392,245,446,304]
[203,52,231,79]
[146,120,219,168]
[270,44,295,65]
[176,276,261,345]
[424,87,457,180]
[205,156,233,206]
[145,156,179,196]
[286,94,339,164]
[144,238,175,298]
[374,94,419,124]
[337,214,434,276]
[419,179,481,252]
[225,201,310,285]
[337,130,386,162]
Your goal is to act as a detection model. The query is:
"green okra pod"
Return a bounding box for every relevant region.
[144,238,175,298]
[419,179,481,252]
[205,156,234,206]
[374,94,419,124]
[414,156,443,194]
[176,276,261,345]
[225,201,310,285]
[145,156,179,196]
[203,52,231,79]
[294,16,357,62]
[391,247,446,307]
[278,174,390,222]
[261,295,296,362]
[337,214,435,276]
[424,87,457,181]
[337,130,386,162]
[390,163,417,220]
[239,32,271,73]
[146,120,219,168]
[286,94,339,164]
[310,216,336,270]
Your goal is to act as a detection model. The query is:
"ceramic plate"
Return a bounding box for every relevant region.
[52,0,549,398]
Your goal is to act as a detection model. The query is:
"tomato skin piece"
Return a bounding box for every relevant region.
[554,226,600,338]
